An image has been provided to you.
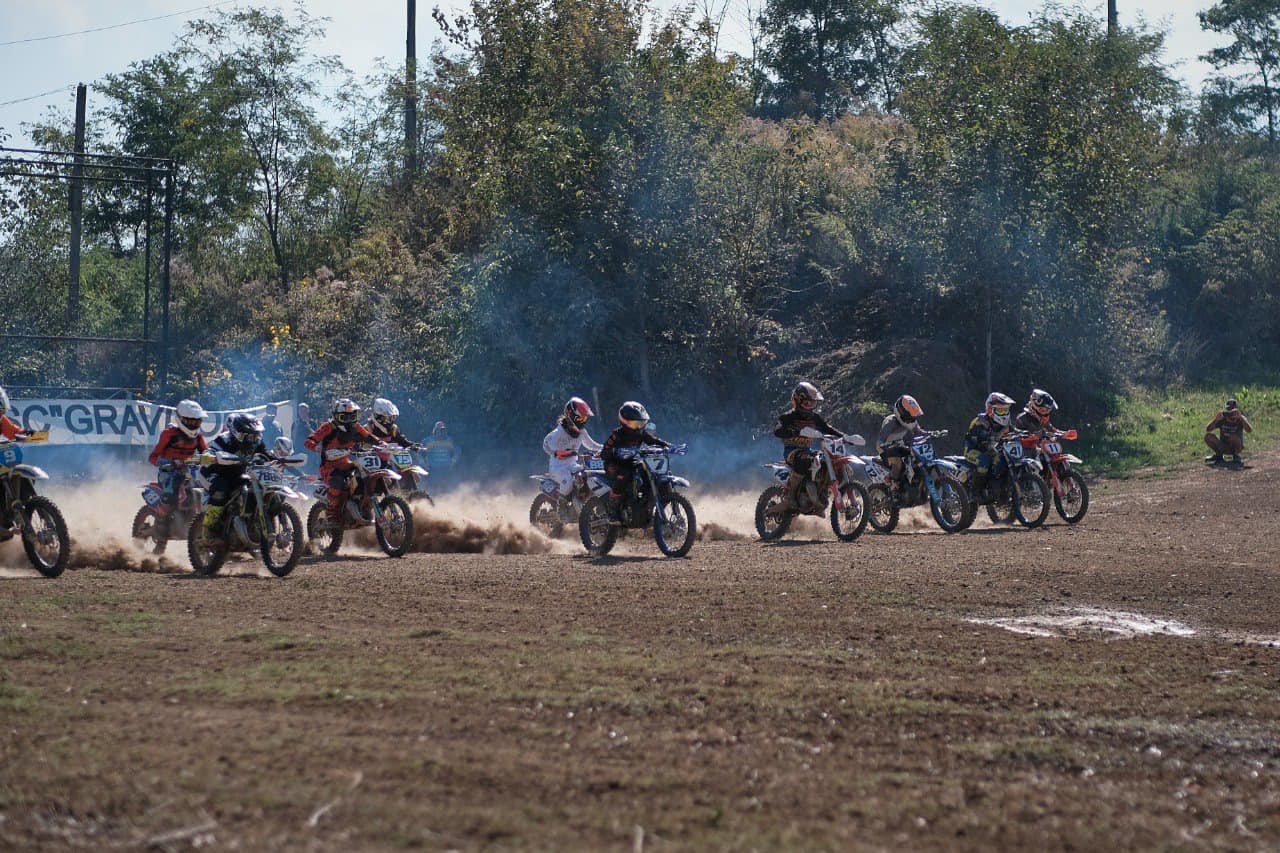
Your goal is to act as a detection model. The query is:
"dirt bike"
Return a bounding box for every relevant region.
[132,457,204,555]
[529,452,603,537]
[381,444,434,505]
[755,429,870,542]
[0,432,70,577]
[578,443,696,558]
[861,430,974,534]
[1028,429,1089,524]
[306,445,415,557]
[186,449,307,577]
[949,431,1050,528]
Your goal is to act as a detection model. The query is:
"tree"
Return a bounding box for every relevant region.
[757,0,902,120]
[1199,0,1280,145]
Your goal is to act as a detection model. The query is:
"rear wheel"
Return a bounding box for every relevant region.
[654,494,696,557]
[376,495,414,557]
[754,486,794,541]
[930,476,971,534]
[260,504,303,576]
[22,496,70,577]
[1054,470,1089,524]
[529,494,564,538]
[579,497,619,556]
[1013,469,1050,528]
[306,502,343,555]
[131,505,168,555]
[831,481,870,542]
[186,511,227,577]
[866,484,899,533]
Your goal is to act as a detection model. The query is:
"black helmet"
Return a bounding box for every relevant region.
[792,381,823,411]
[228,412,264,445]
[1029,388,1058,417]
[618,401,650,430]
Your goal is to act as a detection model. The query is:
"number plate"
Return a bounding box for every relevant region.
[256,468,282,484]
[392,452,413,466]
[143,486,164,507]
[540,479,557,495]
[648,455,669,474]
[585,457,604,471]
[1005,442,1023,459]
[913,441,935,461]
[1044,442,1062,455]
[359,454,381,469]
[0,446,22,467]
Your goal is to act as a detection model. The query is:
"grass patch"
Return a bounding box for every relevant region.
[0,682,39,713]
[1080,383,1280,477]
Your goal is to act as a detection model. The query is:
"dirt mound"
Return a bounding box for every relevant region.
[351,502,559,555]
[698,522,750,542]
[67,540,185,574]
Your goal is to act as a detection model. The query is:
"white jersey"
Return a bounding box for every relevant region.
[543,422,602,494]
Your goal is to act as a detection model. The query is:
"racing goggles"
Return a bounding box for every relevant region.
[622,418,648,431]
[180,417,204,432]
[335,411,358,425]
[991,404,1011,418]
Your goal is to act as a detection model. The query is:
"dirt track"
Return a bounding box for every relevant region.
[3,456,1280,850]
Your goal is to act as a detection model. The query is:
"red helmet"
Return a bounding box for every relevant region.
[564,396,593,428]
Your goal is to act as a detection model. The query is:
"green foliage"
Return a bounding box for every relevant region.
[1199,0,1280,144]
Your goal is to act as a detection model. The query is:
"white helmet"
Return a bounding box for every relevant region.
[372,397,400,425]
[175,399,207,438]
[0,385,9,417]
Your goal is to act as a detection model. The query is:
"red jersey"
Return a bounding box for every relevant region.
[148,425,208,466]
[0,415,23,441]
[305,421,374,472]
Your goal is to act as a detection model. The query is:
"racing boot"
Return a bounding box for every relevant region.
[607,493,625,526]
[1205,453,1224,464]
[200,504,226,548]
[781,471,805,511]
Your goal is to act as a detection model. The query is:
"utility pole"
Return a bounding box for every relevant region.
[405,0,417,187]
[68,83,87,380]
[1107,0,1117,36]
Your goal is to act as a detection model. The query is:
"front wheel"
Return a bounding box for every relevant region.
[1054,470,1089,524]
[986,478,1015,525]
[306,502,343,555]
[131,505,168,555]
[866,484,899,533]
[22,496,70,577]
[654,494,696,558]
[579,496,619,556]
[376,495,414,557]
[529,494,565,538]
[1013,468,1050,528]
[187,511,227,576]
[930,476,971,534]
[831,481,870,542]
[754,486,794,541]
[260,504,303,576]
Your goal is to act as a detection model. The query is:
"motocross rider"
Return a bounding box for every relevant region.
[306,398,377,522]
[543,397,603,503]
[0,387,36,441]
[773,382,846,509]
[1014,389,1058,435]
[601,401,670,522]
[876,395,926,492]
[147,399,209,528]
[199,412,269,546]
[366,398,415,448]
[1205,399,1253,463]
[965,392,1015,501]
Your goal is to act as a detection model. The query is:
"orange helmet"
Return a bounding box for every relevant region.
[895,394,923,423]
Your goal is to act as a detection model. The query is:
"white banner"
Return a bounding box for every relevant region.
[9,399,296,448]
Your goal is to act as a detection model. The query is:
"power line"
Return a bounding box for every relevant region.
[0,1,238,48]
[0,85,75,109]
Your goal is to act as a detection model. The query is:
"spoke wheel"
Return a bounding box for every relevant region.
[931,476,971,534]
[131,505,169,555]
[186,511,227,577]
[1013,469,1051,528]
[831,482,870,542]
[529,494,565,538]
[578,497,619,556]
[306,502,343,555]
[260,505,303,576]
[754,486,794,541]
[376,495,414,557]
[866,484,899,533]
[1054,470,1089,524]
[654,494,696,557]
[22,496,70,577]
[985,478,1015,525]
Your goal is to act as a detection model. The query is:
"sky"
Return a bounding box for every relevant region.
[0,0,1230,146]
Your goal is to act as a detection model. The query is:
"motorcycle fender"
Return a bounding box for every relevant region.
[12,464,49,481]
[369,470,403,482]
[405,466,429,477]
[931,459,960,476]
[666,476,690,489]
[1022,459,1044,473]
[1061,455,1082,465]
[267,485,303,502]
